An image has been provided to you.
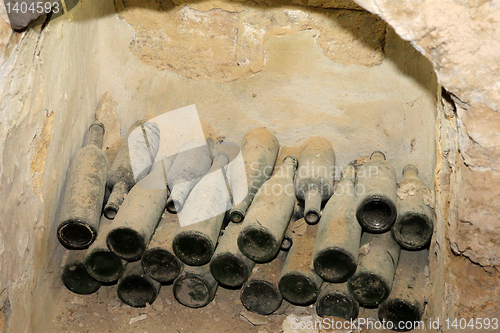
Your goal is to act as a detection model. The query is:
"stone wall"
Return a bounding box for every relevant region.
[0,0,498,331]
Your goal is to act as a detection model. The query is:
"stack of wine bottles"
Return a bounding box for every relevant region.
[58,118,434,332]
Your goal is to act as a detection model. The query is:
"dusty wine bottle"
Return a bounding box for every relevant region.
[57,121,109,249]
[141,214,183,284]
[106,161,168,261]
[104,120,160,219]
[240,251,286,315]
[348,232,401,307]
[378,249,428,331]
[392,165,434,250]
[238,156,298,263]
[295,137,335,224]
[278,221,323,305]
[281,200,304,251]
[84,216,127,283]
[166,139,213,213]
[209,222,255,288]
[229,127,279,223]
[62,250,101,295]
[356,151,397,233]
[313,165,362,282]
[117,260,161,307]
[315,282,359,320]
[172,147,232,266]
[173,264,218,308]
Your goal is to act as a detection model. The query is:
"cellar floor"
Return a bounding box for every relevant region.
[49,283,407,333]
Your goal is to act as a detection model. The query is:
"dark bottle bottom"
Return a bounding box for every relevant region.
[279,273,319,305]
[356,196,397,233]
[106,228,145,261]
[172,233,214,266]
[58,221,95,250]
[314,248,357,283]
[117,275,160,307]
[241,280,282,315]
[238,227,279,263]
[85,249,125,283]
[173,274,216,308]
[378,299,422,332]
[210,253,251,288]
[316,289,359,320]
[142,248,183,284]
[348,272,390,307]
[62,262,101,295]
[392,213,433,250]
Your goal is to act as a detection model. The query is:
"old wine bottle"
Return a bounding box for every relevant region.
[84,216,127,283]
[356,151,397,233]
[240,251,287,315]
[209,222,255,288]
[278,221,323,305]
[141,214,183,284]
[348,232,401,307]
[173,264,218,308]
[295,137,335,224]
[315,282,359,320]
[378,249,429,331]
[392,165,434,250]
[106,161,168,261]
[104,120,160,219]
[117,260,161,307]
[229,127,279,223]
[238,156,297,263]
[57,122,108,249]
[313,165,362,282]
[172,147,232,266]
[62,250,101,295]
[166,139,212,213]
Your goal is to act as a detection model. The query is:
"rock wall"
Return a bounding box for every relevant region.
[0,0,498,332]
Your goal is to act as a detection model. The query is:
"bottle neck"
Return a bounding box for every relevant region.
[340,165,355,183]
[370,151,386,161]
[278,157,298,179]
[85,122,105,149]
[402,165,419,178]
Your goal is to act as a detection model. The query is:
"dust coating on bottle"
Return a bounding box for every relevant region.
[85,249,125,283]
[142,249,183,284]
[173,265,218,308]
[378,249,428,331]
[106,162,168,261]
[105,120,161,219]
[210,222,255,288]
[142,214,183,284]
[229,127,280,223]
[240,251,286,315]
[107,227,146,261]
[313,164,361,283]
[295,137,335,225]
[392,165,434,250]
[62,251,101,295]
[238,156,297,263]
[172,231,214,266]
[348,232,400,307]
[117,261,161,308]
[315,282,359,320]
[57,122,109,250]
[355,151,397,233]
[379,299,422,332]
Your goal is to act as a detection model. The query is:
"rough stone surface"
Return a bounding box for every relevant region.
[115,0,387,82]
[1,0,500,331]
